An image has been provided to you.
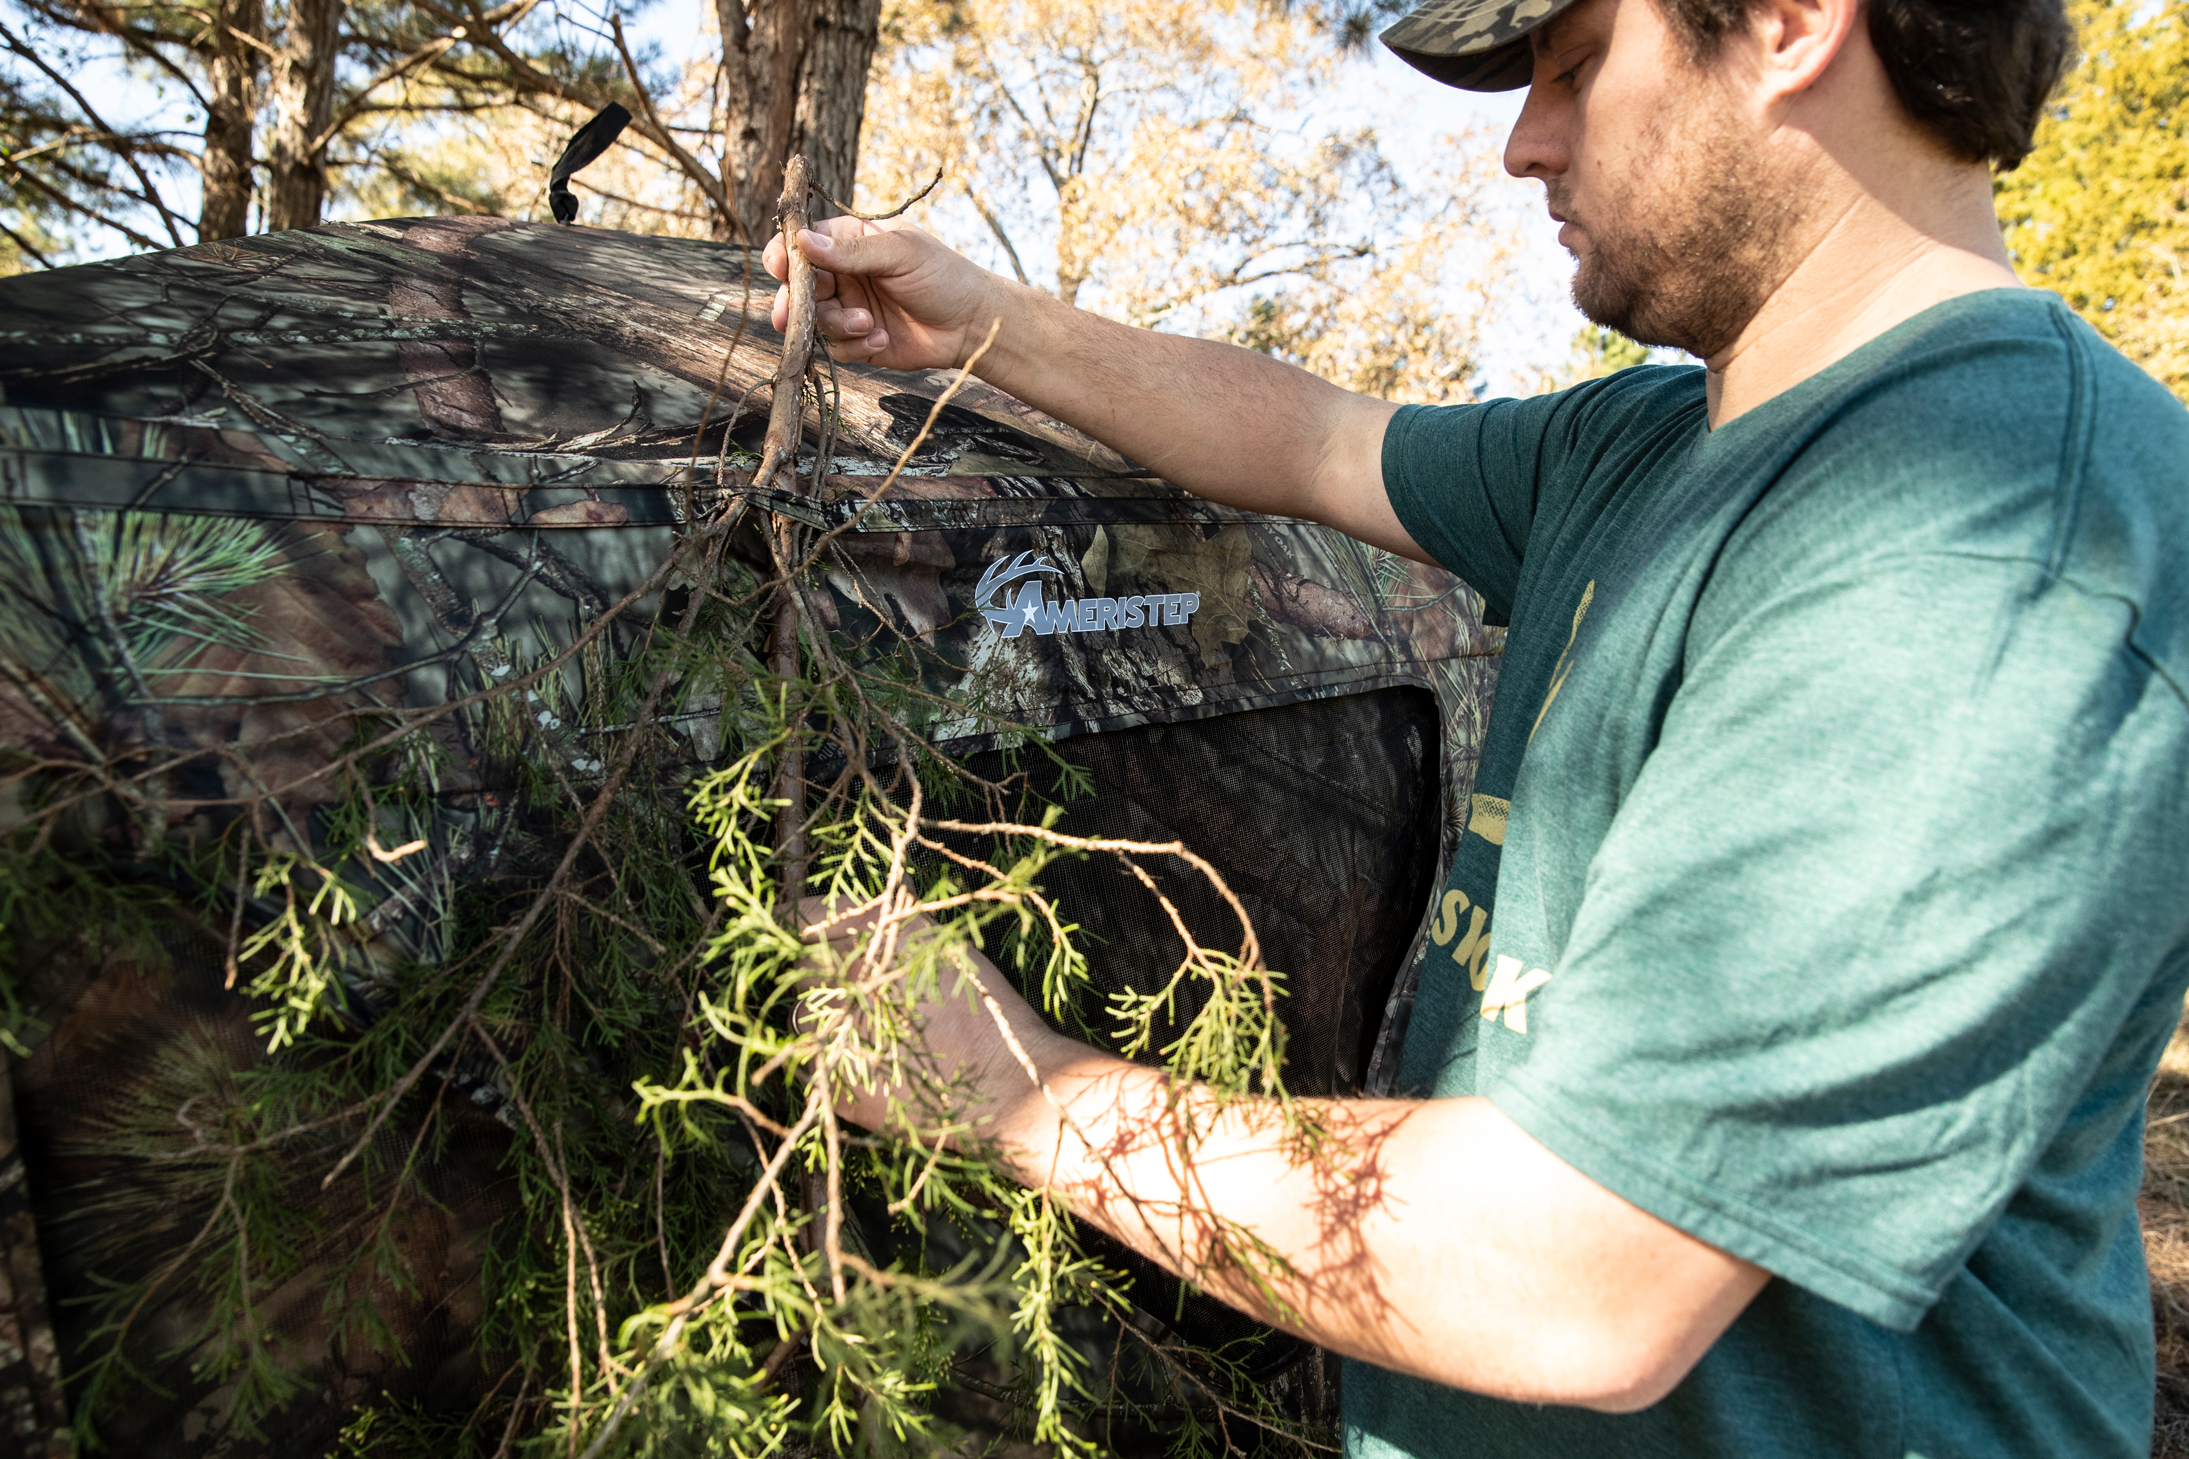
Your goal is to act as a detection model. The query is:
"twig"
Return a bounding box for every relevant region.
[0,218,56,269]
[0,19,189,245]
[751,154,818,498]
[575,1093,828,1459]
[797,316,1002,575]
[763,155,819,894]
[223,829,252,989]
[817,163,943,222]
[493,1367,534,1459]
[607,11,742,241]
[919,819,1263,972]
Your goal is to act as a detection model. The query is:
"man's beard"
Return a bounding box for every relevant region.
[1560,108,1803,360]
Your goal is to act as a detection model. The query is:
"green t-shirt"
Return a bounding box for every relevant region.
[1345,290,2189,1459]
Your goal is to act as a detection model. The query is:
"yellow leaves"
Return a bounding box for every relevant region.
[1213,130,1522,405]
[868,0,1337,303]
[1997,0,2189,398]
[862,0,1520,404]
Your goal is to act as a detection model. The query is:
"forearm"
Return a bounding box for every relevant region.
[804,911,1765,1408]
[963,278,1414,552]
[988,1029,1763,1411]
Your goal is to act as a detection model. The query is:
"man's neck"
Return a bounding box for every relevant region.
[1702,163,2022,428]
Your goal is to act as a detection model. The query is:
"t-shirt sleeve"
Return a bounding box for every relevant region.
[1484,551,2189,1331]
[1382,399,1545,623]
[1381,367,1704,624]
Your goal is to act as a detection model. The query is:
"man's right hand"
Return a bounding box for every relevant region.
[763,218,1009,373]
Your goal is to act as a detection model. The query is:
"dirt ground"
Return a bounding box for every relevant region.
[2147,1006,2189,1457]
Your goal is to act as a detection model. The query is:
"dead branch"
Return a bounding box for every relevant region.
[751,155,818,499]
[818,162,943,222]
[0,17,190,244]
[761,155,818,892]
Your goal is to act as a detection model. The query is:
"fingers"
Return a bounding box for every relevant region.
[796,893,865,942]
[764,227,839,292]
[810,302,891,363]
[813,297,876,342]
[794,225,919,283]
[820,331,893,366]
[770,269,851,325]
[814,297,874,337]
[767,214,913,280]
[798,893,885,934]
[769,289,888,358]
[797,894,932,946]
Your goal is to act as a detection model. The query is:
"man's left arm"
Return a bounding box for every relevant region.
[818,936,1766,1413]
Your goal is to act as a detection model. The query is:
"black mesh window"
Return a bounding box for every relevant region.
[959,685,1443,1098]
[940,686,1443,1369]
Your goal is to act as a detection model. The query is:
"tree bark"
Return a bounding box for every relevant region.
[200,0,263,240]
[713,0,880,244]
[794,0,881,215]
[264,0,344,232]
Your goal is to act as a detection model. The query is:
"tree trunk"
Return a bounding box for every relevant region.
[200,0,263,240]
[714,0,881,244]
[794,0,882,216]
[264,0,344,232]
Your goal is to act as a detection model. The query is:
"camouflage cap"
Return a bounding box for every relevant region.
[1380,0,1583,91]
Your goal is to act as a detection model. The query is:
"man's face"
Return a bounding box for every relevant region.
[1504,0,1807,360]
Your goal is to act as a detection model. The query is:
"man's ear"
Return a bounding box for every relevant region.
[1744,0,1863,104]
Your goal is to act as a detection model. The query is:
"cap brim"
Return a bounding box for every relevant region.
[1377,0,1582,92]
[1381,35,1534,91]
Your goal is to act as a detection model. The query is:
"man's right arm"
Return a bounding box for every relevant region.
[765,219,1431,564]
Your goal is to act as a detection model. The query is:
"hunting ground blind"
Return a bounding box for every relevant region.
[0,218,1501,1456]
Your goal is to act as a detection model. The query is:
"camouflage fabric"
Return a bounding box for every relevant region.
[0,217,1503,1451]
[0,1059,69,1459]
[0,215,1501,878]
[1379,0,1580,90]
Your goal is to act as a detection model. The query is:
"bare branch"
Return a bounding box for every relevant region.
[2,162,166,250]
[0,18,191,243]
[607,10,738,238]
[819,162,942,222]
[0,218,58,268]
[315,35,463,151]
[968,189,1032,286]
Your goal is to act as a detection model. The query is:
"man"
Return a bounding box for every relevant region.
[767,0,2189,1453]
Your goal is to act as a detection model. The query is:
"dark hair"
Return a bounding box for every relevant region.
[1655,0,2076,170]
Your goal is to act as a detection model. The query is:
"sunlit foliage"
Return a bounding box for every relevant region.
[857,0,1523,404]
[1998,0,2189,398]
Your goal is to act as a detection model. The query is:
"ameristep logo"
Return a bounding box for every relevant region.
[975,550,1201,639]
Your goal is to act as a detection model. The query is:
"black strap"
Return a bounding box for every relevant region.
[547,103,633,224]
